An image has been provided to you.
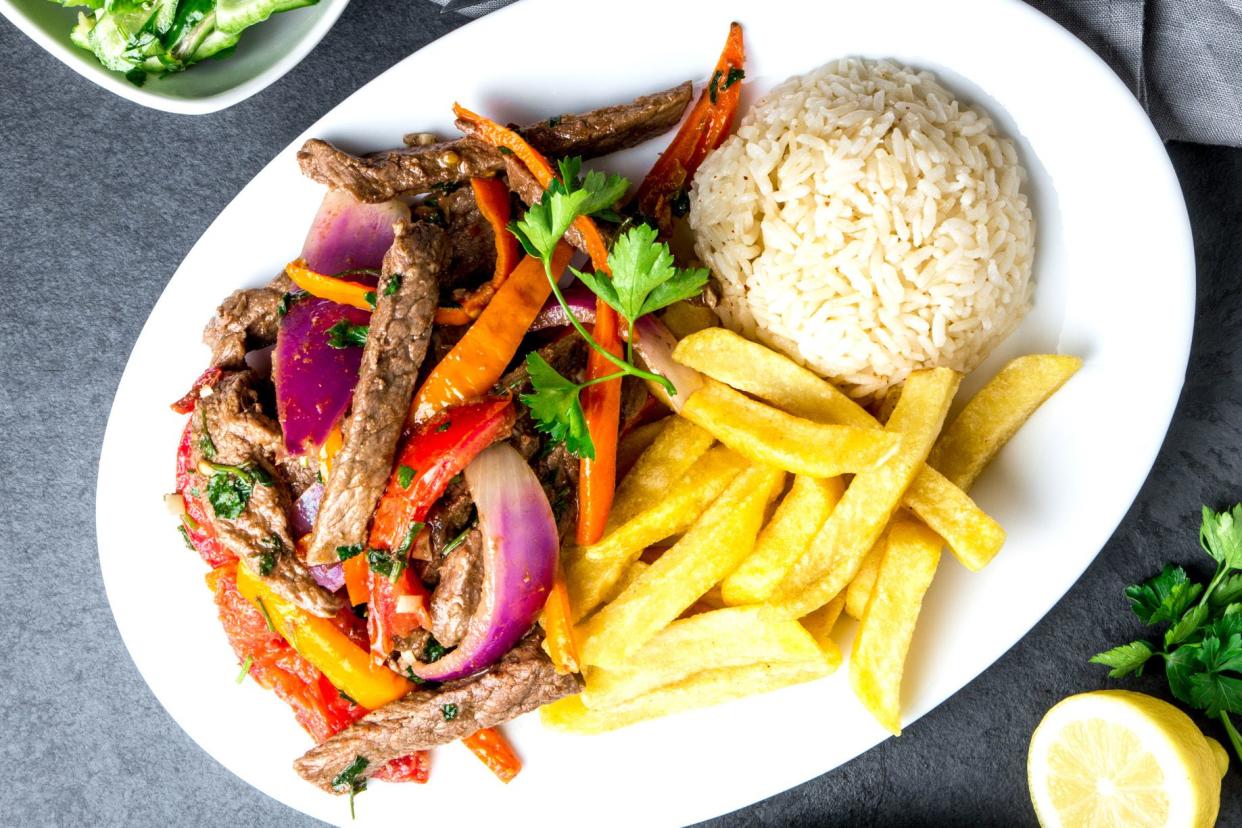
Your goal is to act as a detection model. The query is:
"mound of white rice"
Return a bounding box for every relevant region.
[689,58,1034,400]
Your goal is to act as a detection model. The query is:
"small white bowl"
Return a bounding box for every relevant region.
[0,0,350,114]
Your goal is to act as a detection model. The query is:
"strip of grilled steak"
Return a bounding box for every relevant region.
[437,185,495,289]
[293,634,581,792]
[428,529,483,648]
[298,82,693,202]
[191,371,343,617]
[306,222,446,565]
[203,272,294,368]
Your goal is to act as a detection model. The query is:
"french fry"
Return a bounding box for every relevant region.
[608,416,715,530]
[675,329,1004,571]
[721,475,845,605]
[542,658,834,734]
[680,379,900,477]
[929,354,1082,492]
[567,447,747,622]
[850,519,941,735]
[616,420,667,478]
[845,533,888,621]
[597,560,648,609]
[581,606,823,708]
[673,328,877,428]
[773,368,961,618]
[799,596,846,657]
[578,465,785,668]
[660,302,719,340]
[902,468,1006,571]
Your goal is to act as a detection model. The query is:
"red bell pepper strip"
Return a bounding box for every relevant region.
[462,727,522,783]
[359,397,516,657]
[372,752,431,784]
[634,22,745,235]
[170,366,223,414]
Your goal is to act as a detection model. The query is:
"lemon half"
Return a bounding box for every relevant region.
[1028,690,1225,827]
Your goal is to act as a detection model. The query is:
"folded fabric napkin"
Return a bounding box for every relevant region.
[429,0,1241,147]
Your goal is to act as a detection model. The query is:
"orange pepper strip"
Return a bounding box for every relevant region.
[235,562,412,709]
[451,103,619,667]
[472,177,521,288]
[343,554,369,608]
[540,564,580,674]
[285,259,374,311]
[462,727,522,783]
[634,23,745,231]
[410,245,573,426]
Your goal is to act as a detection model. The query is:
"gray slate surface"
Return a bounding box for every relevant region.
[1,1,1240,825]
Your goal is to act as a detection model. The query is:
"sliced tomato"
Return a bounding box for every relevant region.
[176,421,234,568]
[170,366,224,414]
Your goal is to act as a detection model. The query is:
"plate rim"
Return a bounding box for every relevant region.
[95,0,1196,823]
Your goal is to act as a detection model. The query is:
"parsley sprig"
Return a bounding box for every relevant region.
[1092,504,1242,762]
[508,157,707,458]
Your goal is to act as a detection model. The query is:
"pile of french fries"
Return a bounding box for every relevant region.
[543,326,1081,736]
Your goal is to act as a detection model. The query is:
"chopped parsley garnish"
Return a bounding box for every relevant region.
[396,522,425,557]
[277,291,306,317]
[331,755,369,819]
[436,420,452,433]
[206,469,252,519]
[327,320,370,349]
[235,655,253,684]
[177,525,195,551]
[440,522,474,558]
[498,145,514,156]
[396,465,416,489]
[404,666,435,687]
[440,703,459,721]
[723,65,745,90]
[257,534,283,576]
[338,689,358,705]
[423,635,449,664]
[257,552,276,576]
[670,189,691,217]
[198,411,216,460]
[384,274,402,296]
[367,548,406,583]
[336,544,364,561]
[708,69,723,103]
[363,291,376,309]
[255,596,276,633]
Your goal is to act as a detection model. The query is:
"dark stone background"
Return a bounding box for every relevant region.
[1,1,1239,825]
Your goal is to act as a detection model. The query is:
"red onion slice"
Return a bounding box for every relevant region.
[301,190,410,276]
[291,481,324,538]
[407,443,558,682]
[529,285,703,411]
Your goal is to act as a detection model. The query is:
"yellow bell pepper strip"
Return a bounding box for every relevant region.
[285,259,374,311]
[235,562,412,710]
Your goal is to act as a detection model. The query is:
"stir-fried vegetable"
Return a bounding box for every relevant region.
[406,443,559,682]
[301,191,410,277]
[285,259,375,311]
[462,728,522,783]
[634,22,746,235]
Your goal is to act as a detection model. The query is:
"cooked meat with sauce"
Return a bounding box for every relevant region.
[306,222,446,565]
[298,82,692,202]
[203,272,294,368]
[293,635,581,793]
[428,528,483,647]
[190,371,343,617]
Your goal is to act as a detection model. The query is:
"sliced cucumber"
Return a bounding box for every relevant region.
[69,11,97,50]
[215,0,317,36]
[190,26,240,61]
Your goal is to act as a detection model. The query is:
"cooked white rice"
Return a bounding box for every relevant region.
[689,58,1034,400]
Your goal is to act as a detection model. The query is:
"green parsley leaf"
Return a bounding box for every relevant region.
[336,544,363,561]
[1200,504,1242,569]
[1212,573,1242,608]
[1165,602,1211,647]
[519,352,594,459]
[1125,564,1201,625]
[723,65,745,90]
[1186,635,1242,716]
[440,703,459,721]
[384,274,402,296]
[396,465,416,489]
[396,522,424,557]
[708,69,723,104]
[235,655,253,684]
[423,635,449,663]
[177,525,195,551]
[257,534,283,577]
[574,224,708,324]
[1089,640,1154,678]
[206,471,252,520]
[327,320,369,349]
[363,291,376,309]
[436,420,452,433]
[366,548,404,582]
[509,157,628,262]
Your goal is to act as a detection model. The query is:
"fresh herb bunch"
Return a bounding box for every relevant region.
[509,157,708,459]
[1092,504,1242,762]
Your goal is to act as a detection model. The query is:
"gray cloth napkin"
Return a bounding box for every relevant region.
[430,0,1242,147]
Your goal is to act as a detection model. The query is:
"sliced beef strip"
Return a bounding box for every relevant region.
[294,634,581,793]
[203,272,294,368]
[191,372,343,617]
[437,185,495,289]
[298,82,693,202]
[305,222,446,565]
[428,529,483,648]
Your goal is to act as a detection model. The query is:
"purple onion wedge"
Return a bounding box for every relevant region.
[407,443,559,682]
[273,297,370,455]
[301,189,410,276]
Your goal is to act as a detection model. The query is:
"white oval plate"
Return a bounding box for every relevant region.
[0,0,349,114]
[97,0,1194,824]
